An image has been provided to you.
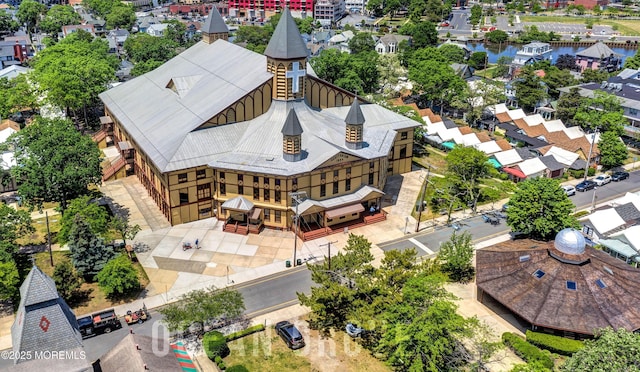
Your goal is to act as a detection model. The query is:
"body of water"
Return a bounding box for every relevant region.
[467,43,638,64]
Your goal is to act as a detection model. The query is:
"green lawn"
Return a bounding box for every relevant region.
[520,15,640,36]
[224,331,311,372]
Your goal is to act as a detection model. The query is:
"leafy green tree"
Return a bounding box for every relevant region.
[493,56,512,78]
[514,67,548,112]
[574,91,626,134]
[0,203,33,261]
[310,49,350,84]
[624,49,640,69]
[131,59,165,76]
[598,131,628,170]
[40,5,81,37]
[16,0,46,34]
[470,4,483,25]
[106,4,136,31]
[445,146,491,213]
[468,51,488,70]
[348,32,375,54]
[97,254,139,298]
[0,260,20,301]
[159,286,245,332]
[438,44,466,64]
[376,272,472,371]
[486,29,509,43]
[0,10,20,35]
[83,0,116,17]
[556,87,584,125]
[561,328,640,371]
[0,74,39,126]
[543,67,578,99]
[58,196,111,244]
[53,260,82,302]
[409,59,466,114]
[555,54,576,70]
[68,215,116,280]
[438,231,475,283]
[9,117,102,212]
[365,0,384,17]
[124,33,177,63]
[32,32,118,125]
[410,21,438,49]
[163,19,189,46]
[110,214,141,246]
[298,234,375,331]
[506,177,579,241]
[351,51,379,93]
[581,68,609,84]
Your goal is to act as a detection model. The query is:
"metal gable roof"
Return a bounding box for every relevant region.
[99,40,273,172]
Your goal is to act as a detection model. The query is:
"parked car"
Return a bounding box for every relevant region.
[612,171,630,182]
[593,174,612,186]
[576,180,597,192]
[275,321,305,350]
[561,185,576,196]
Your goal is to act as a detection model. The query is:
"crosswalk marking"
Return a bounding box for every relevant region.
[409,238,435,255]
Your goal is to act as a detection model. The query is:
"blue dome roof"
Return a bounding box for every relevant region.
[554,228,586,255]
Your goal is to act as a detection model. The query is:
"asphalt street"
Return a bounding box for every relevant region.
[1,172,638,369]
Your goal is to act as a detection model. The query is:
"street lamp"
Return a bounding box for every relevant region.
[289,191,307,267]
[415,165,432,232]
[591,186,598,213]
[584,129,598,182]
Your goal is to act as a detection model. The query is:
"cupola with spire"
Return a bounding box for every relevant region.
[202,6,229,44]
[264,8,309,101]
[282,108,303,162]
[345,98,365,149]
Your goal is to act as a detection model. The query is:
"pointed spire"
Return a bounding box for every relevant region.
[345,99,365,125]
[264,7,308,59]
[202,6,229,44]
[281,108,303,136]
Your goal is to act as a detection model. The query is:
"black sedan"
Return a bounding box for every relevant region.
[611,171,630,182]
[575,180,597,192]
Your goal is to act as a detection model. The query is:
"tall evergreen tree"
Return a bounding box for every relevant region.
[68,214,116,281]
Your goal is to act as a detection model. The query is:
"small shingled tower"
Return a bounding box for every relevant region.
[345,98,365,149]
[202,6,229,44]
[282,108,303,162]
[264,8,308,101]
[11,266,89,370]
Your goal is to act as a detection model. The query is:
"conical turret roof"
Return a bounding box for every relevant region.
[345,99,365,125]
[281,108,303,135]
[264,7,308,59]
[202,6,228,34]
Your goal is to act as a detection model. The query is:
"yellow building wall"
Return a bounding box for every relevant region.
[201,80,273,128]
[168,167,214,225]
[305,76,354,109]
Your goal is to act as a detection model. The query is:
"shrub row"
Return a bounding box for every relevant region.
[526,330,584,356]
[203,331,230,360]
[502,332,554,369]
[573,210,590,219]
[214,355,226,370]
[225,324,266,342]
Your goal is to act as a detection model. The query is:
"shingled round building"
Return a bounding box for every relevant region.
[98,8,417,237]
[476,229,640,337]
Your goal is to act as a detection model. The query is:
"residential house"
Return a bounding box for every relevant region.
[575,42,622,73]
[147,23,169,37]
[228,0,313,19]
[558,69,640,135]
[61,24,96,38]
[375,34,410,55]
[509,42,552,76]
[0,64,29,80]
[107,29,130,54]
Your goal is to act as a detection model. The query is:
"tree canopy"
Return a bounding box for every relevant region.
[310,49,379,94]
[16,0,46,34]
[159,286,245,332]
[598,131,628,170]
[68,214,116,280]
[561,328,640,371]
[124,33,177,75]
[0,74,39,127]
[485,30,509,44]
[0,10,20,35]
[445,146,492,213]
[409,59,466,114]
[40,5,81,37]
[9,117,102,212]
[32,31,117,124]
[574,91,626,134]
[438,231,475,283]
[514,67,548,112]
[506,177,579,241]
[556,87,584,125]
[97,254,140,298]
[348,32,375,54]
[105,4,136,30]
[58,195,111,244]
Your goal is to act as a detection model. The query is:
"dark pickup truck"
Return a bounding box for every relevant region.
[77,308,122,338]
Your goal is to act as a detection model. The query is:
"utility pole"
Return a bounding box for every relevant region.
[289,191,307,267]
[415,165,431,232]
[319,240,338,270]
[46,211,53,267]
[584,129,598,182]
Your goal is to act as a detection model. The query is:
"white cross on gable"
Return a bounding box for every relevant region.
[285,61,306,94]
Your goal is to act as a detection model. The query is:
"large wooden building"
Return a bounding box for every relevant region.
[98,7,417,235]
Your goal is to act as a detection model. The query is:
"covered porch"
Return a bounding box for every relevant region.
[292,185,387,241]
[221,196,264,235]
